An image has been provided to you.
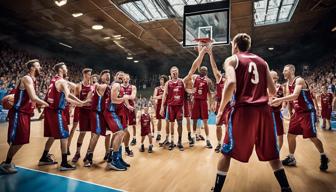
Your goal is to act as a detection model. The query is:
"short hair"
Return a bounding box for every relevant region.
[91,74,99,79]
[115,71,124,77]
[124,73,130,77]
[284,64,295,72]
[25,59,39,70]
[232,33,251,52]
[82,68,92,74]
[53,62,65,72]
[170,66,178,71]
[100,69,110,77]
[159,75,169,83]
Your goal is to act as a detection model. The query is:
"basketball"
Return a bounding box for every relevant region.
[1,94,14,110]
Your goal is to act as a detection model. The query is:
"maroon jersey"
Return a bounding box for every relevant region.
[193,76,209,100]
[140,113,151,130]
[122,84,135,106]
[12,77,36,115]
[321,93,333,110]
[91,85,109,112]
[271,84,284,112]
[288,77,315,113]
[79,82,93,109]
[156,86,165,107]
[46,75,66,110]
[215,76,225,102]
[234,52,269,107]
[166,79,185,106]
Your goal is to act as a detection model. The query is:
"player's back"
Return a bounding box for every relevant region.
[234,52,269,107]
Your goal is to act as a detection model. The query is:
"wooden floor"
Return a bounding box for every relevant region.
[0,117,335,192]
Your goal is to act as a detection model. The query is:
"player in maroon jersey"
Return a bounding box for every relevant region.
[122,73,137,157]
[208,45,229,152]
[82,70,112,167]
[269,71,285,150]
[152,75,169,142]
[39,62,90,171]
[320,85,334,130]
[104,71,133,171]
[272,64,329,171]
[212,33,291,192]
[160,45,207,151]
[183,77,194,147]
[139,106,155,153]
[0,59,49,174]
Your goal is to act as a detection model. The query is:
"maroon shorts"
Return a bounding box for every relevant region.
[90,111,107,136]
[73,107,80,123]
[44,108,69,139]
[183,99,192,118]
[216,103,231,126]
[7,109,31,145]
[271,110,284,136]
[288,112,317,138]
[155,103,166,119]
[321,107,332,119]
[141,126,151,136]
[167,105,183,122]
[128,110,136,126]
[222,105,279,162]
[79,108,91,132]
[63,106,70,125]
[191,99,208,120]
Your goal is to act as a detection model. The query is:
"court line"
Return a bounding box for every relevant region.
[17,166,126,192]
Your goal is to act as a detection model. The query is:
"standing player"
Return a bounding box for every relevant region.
[212,33,291,192]
[272,64,329,171]
[72,68,94,163]
[104,72,133,171]
[139,106,155,153]
[269,71,285,150]
[320,85,333,130]
[83,70,111,167]
[0,59,49,174]
[160,45,207,151]
[183,74,194,147]
[208,45,227,152]
[152,75,169,141]
[39,62,89,171]
[122,73,136,157]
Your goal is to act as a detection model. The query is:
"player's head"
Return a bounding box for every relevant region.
[100,69,110,84]
[159,75,169,86]
[270,70,279,83]
[53,62,67,78]
[143,105,149,113]
[123,73,130,84]
[26,59,41,77]
[198,66,208,77]
[91,74,99,84]
[170,66,179,79]
[283,64,295,80]
[231,33,251,54]
[322,85,327,93]
[115,71,124,83]
[82,68,92,81]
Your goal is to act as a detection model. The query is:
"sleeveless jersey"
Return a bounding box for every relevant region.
[166,79,185,106]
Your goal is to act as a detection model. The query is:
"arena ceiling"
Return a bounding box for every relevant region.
[0,0,335,72]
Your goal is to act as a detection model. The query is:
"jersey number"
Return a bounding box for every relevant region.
[248,62,259,84]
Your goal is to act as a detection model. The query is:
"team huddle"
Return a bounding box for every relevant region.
[0,33,331,192]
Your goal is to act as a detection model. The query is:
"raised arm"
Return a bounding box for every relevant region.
[208,45,222,83]
[22,76,49,107]
[183,46,207,83]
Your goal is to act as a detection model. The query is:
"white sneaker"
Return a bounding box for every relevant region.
[0,162,18,174]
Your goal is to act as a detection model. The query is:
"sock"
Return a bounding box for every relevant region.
[188,132,191,137]
[320,153,326,157]
[41,150,49,159]
[158,131,161,135]
[178,135,182,143]
[166,135,169,140]
[5,156,12,164]
[213,171,227,192]
[274,169,290,189]
[125,146,130,152]
[76,143,82,153]
[288,154,294,158]
[171,135,174,143]
[206,136,209,140]
[61,153,67,165]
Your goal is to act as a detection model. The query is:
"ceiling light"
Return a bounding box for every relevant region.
[268,47,274,51]
[113,35,122,38]
[134,60,139,63]
[103,36,111,40]
[55,0,67,7]
[332,26,336,32]
[72,13,83,17]
[92,24,103,30]
[59,42,72,49]
[127,56,133,60]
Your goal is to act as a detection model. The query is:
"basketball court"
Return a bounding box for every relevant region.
[0,0,336,192]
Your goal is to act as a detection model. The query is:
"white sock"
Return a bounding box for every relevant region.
[206,136,209,140]
[171,135,174,143]
[320,153,326,156]
[157,131,161,135]
[289,154,294,158]
[217,171,227,176]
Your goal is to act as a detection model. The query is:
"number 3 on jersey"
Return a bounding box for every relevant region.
[248,62,259,84]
